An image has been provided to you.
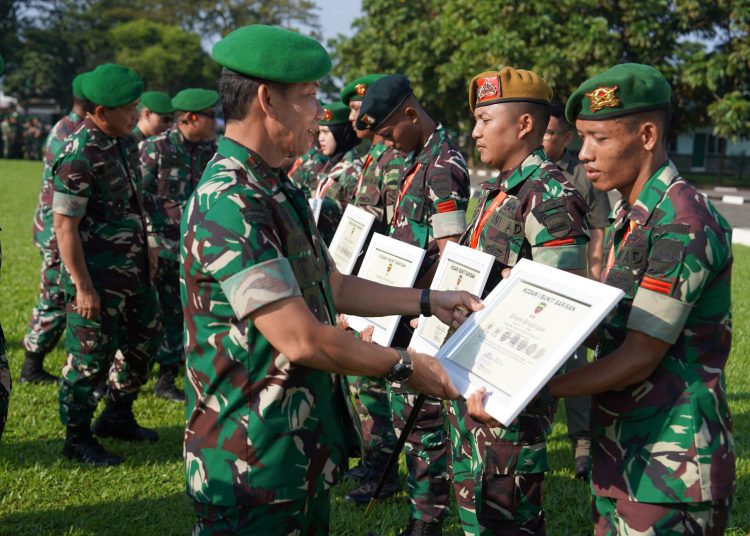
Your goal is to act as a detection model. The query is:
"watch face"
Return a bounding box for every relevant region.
[392,363,413,382]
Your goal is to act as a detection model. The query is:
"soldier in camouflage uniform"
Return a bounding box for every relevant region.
[339,74,404,503]
[545,64,735,535]
[0,54,9,439]
[288,144,328,197]
[183,25,481,535]
[130,91,174,145]
[21,72,88,384]
[140,88,218,402]
[313,101,362,244]
[459,68,590,536]
[53,64,162,466]
[356,74,471,536]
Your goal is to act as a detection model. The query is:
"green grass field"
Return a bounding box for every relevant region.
[0,159,747,535]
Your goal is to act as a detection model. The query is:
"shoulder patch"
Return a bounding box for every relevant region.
[647,238,684,273]
[653,223,690,236]
[429,174,454,198]
[531,197,567,219]
[542,212,572,238]
[240,205,273,228]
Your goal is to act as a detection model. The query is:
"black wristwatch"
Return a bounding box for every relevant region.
[386,349,413,383]
[420,288,432,317]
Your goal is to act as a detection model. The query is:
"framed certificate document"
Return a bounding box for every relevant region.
[436,258,623,426]
[308,198,322,224]
[347,233,426,346]
[327,204,376,275]
[408,241,494,354]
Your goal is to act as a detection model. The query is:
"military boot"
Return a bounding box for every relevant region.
[396,519,443,536]
[19,351,59,384]
[92,394,159,442]
[154,365,185,402]
[343,459,371,483]
[345,462,401,504]
[62,424,123,466]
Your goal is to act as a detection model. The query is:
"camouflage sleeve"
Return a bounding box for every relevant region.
[139,138,159,191]
[627,218,730,344]
[52,145,92,218]
[426,164,470,239]
[194,194,302,321]
[525,184,589,270]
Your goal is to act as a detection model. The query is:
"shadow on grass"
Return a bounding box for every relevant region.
[0,425,184,468]
[1,492,194,535]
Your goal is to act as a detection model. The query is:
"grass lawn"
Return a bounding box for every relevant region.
[0,159,747,535]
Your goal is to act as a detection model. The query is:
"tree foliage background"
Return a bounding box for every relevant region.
[332,0,750,147]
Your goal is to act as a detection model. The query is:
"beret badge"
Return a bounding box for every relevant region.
[476,76,501,105]
[585,85,620,113]
[360,113,376,128]
[355,83,367,97]
[323,108,333,121]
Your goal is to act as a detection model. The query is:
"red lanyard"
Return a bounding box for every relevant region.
[469,191,508,249]
[391,163,422,226]
[354,154,374,201]
[288,156,303,177]
[603,221,635,279]
[316,176,335,199]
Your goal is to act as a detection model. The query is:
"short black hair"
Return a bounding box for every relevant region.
[219,69,288,122]
[548,100,571,129]
[507,101,551,140]
[619,108,671,135]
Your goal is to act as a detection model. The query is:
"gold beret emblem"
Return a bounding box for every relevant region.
[476,76,501,105]
[323,108,333,121]
[355,83,367,97]
[585,85,620,113]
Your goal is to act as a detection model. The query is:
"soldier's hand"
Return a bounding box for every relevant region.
[429,290,483,330]
[406,350,460,400]
[76,286,101,320]
[465,387,501,427]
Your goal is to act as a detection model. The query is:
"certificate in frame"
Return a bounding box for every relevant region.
[308,198,322,224]
[327,204,376,275]
[436,258,623,426]
[347,234,426,347]
[408,241,494,354]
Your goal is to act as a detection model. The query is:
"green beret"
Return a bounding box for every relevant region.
[468,67,552,112]
[355,74,412,131]
[172,88,218,112]
[565,63,671,123]
[140,91,175,113]
[319,101,350,126]
[72,72,89,100]
[212,25,331,83]
[82,63,143,107]
[340,74,387,105]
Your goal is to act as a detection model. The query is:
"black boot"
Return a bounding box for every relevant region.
[92,394,159,443]
[396,519,443,536]
[19,351,59,384]
[343,459,371,483]
[345,467,401,504]
[62,424,123,466]
[154,365,185,402]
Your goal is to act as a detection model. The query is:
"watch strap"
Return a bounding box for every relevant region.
[420,288,432,317]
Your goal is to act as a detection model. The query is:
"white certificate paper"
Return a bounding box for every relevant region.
[436,258,623,426]
[347,234,426,346]
[308,198,322,224]
[327,204,376,275]
[409,241,494,354]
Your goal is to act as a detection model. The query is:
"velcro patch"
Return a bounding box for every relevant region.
[653,223,690,237]
[436,199,457,213]
[429,174,453,198]
[647,238,683,273]
[640,275,673,295]
[542,212,572,238]
[240,206,273,227]
[531,198,566,219]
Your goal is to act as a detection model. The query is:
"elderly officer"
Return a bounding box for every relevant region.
[181,25,481,535]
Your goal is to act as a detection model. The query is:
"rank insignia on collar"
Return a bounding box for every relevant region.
[585,85,620,112]
[355,83,367,97]
[360,113,375,128]
[476,76,501,105]
[323,109,333,121]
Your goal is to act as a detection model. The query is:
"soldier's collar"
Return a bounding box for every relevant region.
[411,122,445,165]
[218,136,281,191]
[369,142,388,161]
[84,116,117,150]
[627,160,679,227]
[496,147,546,192]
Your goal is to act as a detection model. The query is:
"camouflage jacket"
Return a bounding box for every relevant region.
[130,126,146,146]
[314,148,362,245]
[592,161,735,503]
[181,137,348,507]
[555,150,611,229]
[459,148,590,474]
[52,117,150,295]
[353,142,405,234]
[140,126,216,261]
[33,111,84,248]
[288,145,328,198]
[389,123,470,273]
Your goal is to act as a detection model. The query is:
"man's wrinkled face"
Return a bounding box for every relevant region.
[543,115,573,162]
[375,108,420,153]
[102,100,139,137]
[318,125,337,156]
[471,103,519,170]
[575,118,643,192]
[270,81,322,159]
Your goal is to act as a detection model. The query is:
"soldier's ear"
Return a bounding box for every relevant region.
[404,106,419,124]
[640,121,659,152]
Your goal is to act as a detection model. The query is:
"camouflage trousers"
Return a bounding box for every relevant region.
[23,242,66,355]
[447,400,546,536]
[0,321,10,440]
[593,495,731,536]
[152,258,183,368]
[388,384,450,523]
[192,489,330,536]
[59,285,161,426]
[347,374,398,459]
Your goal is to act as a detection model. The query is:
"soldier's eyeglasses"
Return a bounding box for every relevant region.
[159,114,174,123]
[196,111,216,120]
